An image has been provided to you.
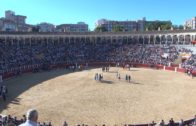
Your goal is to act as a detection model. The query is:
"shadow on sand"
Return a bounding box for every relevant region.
[0,67,142,113]
[130,81,142,85]
[0,68,91,113]
[100,80,114,84]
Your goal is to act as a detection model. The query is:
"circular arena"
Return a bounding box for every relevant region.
[0,67,196,125]
[0,32,196,125]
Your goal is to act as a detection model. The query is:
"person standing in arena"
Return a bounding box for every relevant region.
[19,109,38,126]
[118,73,121,80]
[1,85,7,102]
[102,67,104,72]
[128,75,131,83]
[125,75,128,82]
[2,92,6,102]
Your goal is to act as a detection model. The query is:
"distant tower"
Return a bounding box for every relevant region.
[5,10,15,21]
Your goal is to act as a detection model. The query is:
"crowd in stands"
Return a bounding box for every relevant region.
[0,38,196,125]
[0,113,52,126]
[0,112,196,126]
[0,39,196,76]
[182,54,196,72]
[107,44,180,66]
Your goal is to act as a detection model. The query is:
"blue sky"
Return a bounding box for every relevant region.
[0,0,195,30]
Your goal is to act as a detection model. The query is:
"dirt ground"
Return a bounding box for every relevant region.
[0,67,196,126]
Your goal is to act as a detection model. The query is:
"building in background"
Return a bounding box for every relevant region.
[56,22,88,32]
[5,10,26,25]
[37,22,55,32]
[0,10,27,32]
[185,17,196,29]
[5,10,15,21]
[5,10,27,25]
[0,18,16,31]
[95,18,146,32]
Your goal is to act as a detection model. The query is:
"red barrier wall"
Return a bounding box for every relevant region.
[177,68,186,73]
[165,66,175,71]
[136,64,150,68]
[1,62,189,80]
[156,65,164,69]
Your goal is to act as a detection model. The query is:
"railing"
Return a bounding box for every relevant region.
[0,29,196,35]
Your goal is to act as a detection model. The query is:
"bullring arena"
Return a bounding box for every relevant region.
[0,66,196,125]
[0,30,196,125]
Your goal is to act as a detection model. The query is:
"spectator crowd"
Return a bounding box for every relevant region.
[0,39,196,125]
[0,38,196,76]
[0,111,196,126]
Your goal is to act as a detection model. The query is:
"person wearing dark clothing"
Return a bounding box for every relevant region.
[2,92,6,101]
[102,67,105,72]
[118,74,121,80]
[159,120,165,126]
[125,75,128,81]
[128,75,131,83]
[169,118,175,126]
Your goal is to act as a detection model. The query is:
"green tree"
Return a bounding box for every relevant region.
[178,25,184,29]
[161,23,171,30]
[94,26,107,32]
[112,25,124,32]
[172,25,184,30]
[145,21,172,31]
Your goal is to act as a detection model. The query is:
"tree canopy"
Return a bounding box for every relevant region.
[145,21,172,31]
[112,25,124,32]
[94,26,107,32]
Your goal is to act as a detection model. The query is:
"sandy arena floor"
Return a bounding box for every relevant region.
[0,67,196,126]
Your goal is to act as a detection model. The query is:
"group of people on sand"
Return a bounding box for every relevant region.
[125,74,131,83]
[116,72,132,83]
[102,66,110,72]
[94,73,103,81]
[94,67,133,84]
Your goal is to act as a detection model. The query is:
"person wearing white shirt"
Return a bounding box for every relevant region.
[19,109,38,126]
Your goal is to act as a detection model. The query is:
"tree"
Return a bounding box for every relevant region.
[112,25,124,32]
[94,26,107,32]
[145,21,172,31]
[172,25,184,30]
[179,25,184,29]
[161,23,171,30]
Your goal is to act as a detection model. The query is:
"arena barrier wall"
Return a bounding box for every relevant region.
[1,62,189,80]
[165,66,176,71]
[177,68,186,73]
